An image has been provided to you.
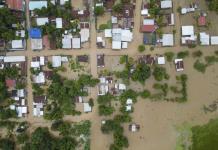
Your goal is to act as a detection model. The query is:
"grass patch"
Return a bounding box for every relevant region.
[175,123,192,150]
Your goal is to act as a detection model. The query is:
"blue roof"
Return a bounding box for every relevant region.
[29,28,42,39]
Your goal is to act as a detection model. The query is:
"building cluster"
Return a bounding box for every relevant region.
[0,56,27,117]
[30,55,70,116]
[28,0,90,50]
[140,0,174,46]
[0,0,26,51]
[96,0,136,50]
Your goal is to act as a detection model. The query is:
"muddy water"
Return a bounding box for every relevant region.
[125,58,218,150]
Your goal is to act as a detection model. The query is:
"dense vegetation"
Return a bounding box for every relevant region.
[45,73,99,120]
[0,67,22,119]
[207,0,218,13]
[191,118,218,150]
[0,7,24,42]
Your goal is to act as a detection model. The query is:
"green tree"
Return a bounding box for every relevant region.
[140,90,151,98]
[24,127,55,150]
[131,64,151,84]
[0,138,15,150]
[98,105,114,116]
[113,132,129,148]
[193,60,207,73]
[113,3,123,14]
[177,51,189,59]
[57,137,77,150]
[164,52,174,62]
[153,66,168,81]
[94,6,105,16]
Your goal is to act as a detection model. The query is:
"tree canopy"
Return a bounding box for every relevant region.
[131,63,151,84]
[46,73,99,118]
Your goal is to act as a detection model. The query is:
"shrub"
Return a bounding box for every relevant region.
[94,6,105,16]
[119,55,128,64]
[177,51,189,58]
[204,56,218,65]
[153,66,168,81]
[140,90,151,98]
[214,51,218,56]
[150,46,154,51]
[138,45,145,52]
[99,24,109,30]
[193,60,207,73]
[164,52,174,62]
[192,50,203,58]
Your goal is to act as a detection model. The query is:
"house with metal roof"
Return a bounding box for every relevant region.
[29,1,47,11]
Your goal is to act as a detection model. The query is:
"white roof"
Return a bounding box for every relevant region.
[126,98,133,105]
[61,56,68,62]
[211,36,218,45]
[181,8,187,14]
[56,18,62,28]
[162,34,174,46]
[21,99,25,106]
[16,30,25,38]
[104,29,112,38]
[143,19,155,25]
[130,124,137,132]
[29,1,47,11]
[169,13,175,25]
[141,9,149,15]
[40,56,45,66]
[36,18,49,26]
[33,72,45,84]
[182,26,194,36]
[98,84,109,95]
[112,16,118,24]
[31,61,40,68]
[60,0,69,5]
[12,40,24,49]
[97,37,103,42]
[157,56,166,65]
[200,32,210,45]
[112,28,122,34]
[4,56,25,63]
[122,42,128,49]
[121,30,133,42]
[126,105,132,111]
[17,89,25,97]
[31,39,43,50]
[80,29,89,43]
[72,38,81,49]
[181,35,197,44]
[16,106,27,117]
[112,41,121,49]
[62,38,72,49]
[84,103,92,112]
[52,56,62,68]
[161,0,172,9]
[78,10,84,15]
[99,77,106,83]
[10,105,16,110]
[119,83,126,90]
[96,2,103,6]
